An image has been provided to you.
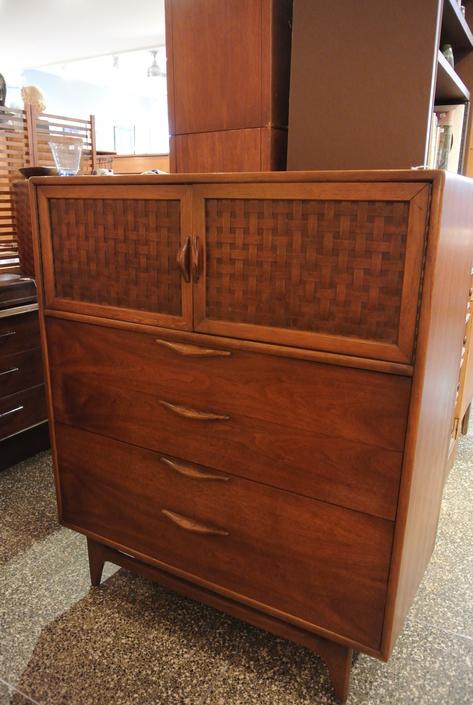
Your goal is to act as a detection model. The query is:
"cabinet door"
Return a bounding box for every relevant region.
[166,0,292,135]
[193,182,430,363]
[37,185,193,329]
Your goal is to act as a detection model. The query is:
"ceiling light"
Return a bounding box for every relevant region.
[147,50,164,78]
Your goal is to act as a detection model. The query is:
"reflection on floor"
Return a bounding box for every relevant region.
[0,437,472,705]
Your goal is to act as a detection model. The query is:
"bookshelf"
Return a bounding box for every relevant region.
[436,51,470,102]
[441,0,473,52]
[287,0,473,175]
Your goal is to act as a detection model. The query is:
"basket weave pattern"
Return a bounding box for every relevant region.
[49,198,182,315]
[205,198,409,343]
[12,181,35,277]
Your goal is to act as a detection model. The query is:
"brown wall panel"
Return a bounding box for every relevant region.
[287,0,441,170]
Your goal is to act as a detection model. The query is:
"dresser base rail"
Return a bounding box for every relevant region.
[86,537,353,703]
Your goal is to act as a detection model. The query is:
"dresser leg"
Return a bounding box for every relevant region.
[87,538,106,586]
[316,639,353,703]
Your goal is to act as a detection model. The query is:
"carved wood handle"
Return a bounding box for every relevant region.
[155,338,231,357]
[159,400,230,421]
[177,236,191,282]
[162,509,229,536]
[160,456,229,481]
[191,235,201,281]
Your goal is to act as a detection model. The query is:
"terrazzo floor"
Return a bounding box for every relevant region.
[0,436,472,705]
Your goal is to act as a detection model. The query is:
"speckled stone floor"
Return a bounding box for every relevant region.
[0,437,472,705]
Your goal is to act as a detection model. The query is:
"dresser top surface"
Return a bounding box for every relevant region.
[29,168,453,188]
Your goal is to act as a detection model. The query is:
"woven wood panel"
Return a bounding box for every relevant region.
[205,198,410,342]
[12,180,34,276]
[49,198,182,315]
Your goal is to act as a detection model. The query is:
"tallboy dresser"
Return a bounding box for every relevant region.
[30,171,473,701]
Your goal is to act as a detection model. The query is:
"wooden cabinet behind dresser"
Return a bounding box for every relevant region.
[30,171,473,702]
[165,0,292,171]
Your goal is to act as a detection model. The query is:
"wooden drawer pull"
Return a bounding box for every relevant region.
[0,330,16,340]
[155,339,231,357]
[177,236,191,282]
[0,366,19,377]
[191,235,201,281]
[162,509,229,536]
[0,404,24,420]
[160,456,229,481]
[159,400,230,421]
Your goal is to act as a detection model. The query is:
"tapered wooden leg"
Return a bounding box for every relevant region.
[85,540,354,700]
[461,402,471,434]
[316,638,353,703]
[87,538,107,586]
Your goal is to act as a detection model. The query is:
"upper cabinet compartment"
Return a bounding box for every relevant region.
[193,182,430,363]
[37,185,193,330]
[35,178,430,365]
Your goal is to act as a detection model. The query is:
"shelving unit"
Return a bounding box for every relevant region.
[287,0,473,173]
[436,50,470,102]
[441,0,473,53]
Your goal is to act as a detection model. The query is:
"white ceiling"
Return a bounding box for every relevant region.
[0,0,165,70]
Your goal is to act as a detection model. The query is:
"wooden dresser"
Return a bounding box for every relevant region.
[30,171,473,701]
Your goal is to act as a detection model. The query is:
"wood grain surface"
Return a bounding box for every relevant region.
[46,317,410,519]
[57,423,394,650]
[382,171,473,657]
[29,169,473,703]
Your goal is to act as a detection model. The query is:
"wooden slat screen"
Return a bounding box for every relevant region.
[0,106,96,273]
[0,106,29,271]
[34,111,95,175]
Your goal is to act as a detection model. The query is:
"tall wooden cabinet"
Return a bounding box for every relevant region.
[287,0,473,172]
[30,170,473,701]
[165,0,292,172]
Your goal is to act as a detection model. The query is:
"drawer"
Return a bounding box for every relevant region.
[47,319,409,520]
[56,424,394,650]
[46,319,410,450]
[0,348,43,397]
[0,312,40,357]
[0,385,47,441]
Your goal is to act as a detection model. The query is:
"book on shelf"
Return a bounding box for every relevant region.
[427,112,439,169]
[427,103,468,172]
